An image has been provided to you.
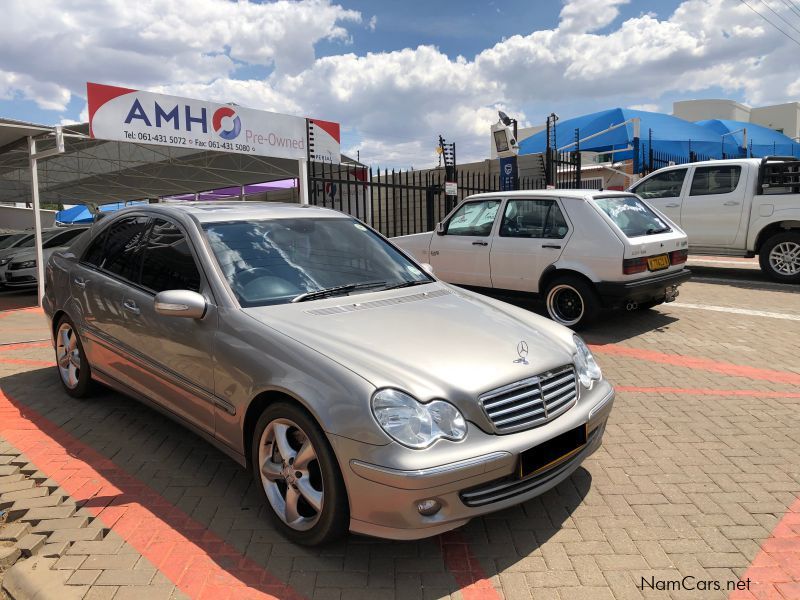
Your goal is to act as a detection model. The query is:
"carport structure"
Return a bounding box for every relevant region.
[0,116,311,303]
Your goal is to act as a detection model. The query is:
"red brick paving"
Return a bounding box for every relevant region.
[0,387,306,600]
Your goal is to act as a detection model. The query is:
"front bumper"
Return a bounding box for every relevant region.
[333,381,614,540]
[1,266,37,288]
[595,268,691,309]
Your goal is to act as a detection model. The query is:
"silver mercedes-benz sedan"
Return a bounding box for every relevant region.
[43,202,615,545]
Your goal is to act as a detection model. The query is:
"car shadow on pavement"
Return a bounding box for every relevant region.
[0,365,596,597]
[0,290,37,312]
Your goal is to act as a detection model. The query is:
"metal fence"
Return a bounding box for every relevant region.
[308,160,544,237]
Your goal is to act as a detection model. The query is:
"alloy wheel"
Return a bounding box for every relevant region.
[547,284,585,327]
[56,322,81,389]
[769,241,800,276]
[258,418,324,531]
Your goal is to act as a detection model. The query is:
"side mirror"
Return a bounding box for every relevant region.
[154,290,206,319]
[420,263,435,276]
[435,222,445,236]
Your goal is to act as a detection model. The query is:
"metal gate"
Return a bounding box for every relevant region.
[545,121,582,189]
[308,160,543,237]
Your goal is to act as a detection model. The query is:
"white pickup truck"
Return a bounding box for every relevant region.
[629,157,800,283]
[392,190,691,329]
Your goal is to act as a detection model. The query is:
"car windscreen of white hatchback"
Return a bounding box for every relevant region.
[203,217,434,307]
[593,195,672,238]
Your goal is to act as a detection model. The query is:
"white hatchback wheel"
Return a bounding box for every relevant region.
[258,418,324,532]
[56,322,81,390]
[546,284,585,327]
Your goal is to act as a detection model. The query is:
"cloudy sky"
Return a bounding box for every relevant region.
[1,0,798,167]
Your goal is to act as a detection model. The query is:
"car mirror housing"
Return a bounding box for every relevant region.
[435,222,445,235]
[420,263,435,276]
[154,289,207,319]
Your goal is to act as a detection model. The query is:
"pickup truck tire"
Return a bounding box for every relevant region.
[544,276,599,330]
[759,231,800,283]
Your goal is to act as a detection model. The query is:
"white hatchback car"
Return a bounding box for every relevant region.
[393,190,691,329]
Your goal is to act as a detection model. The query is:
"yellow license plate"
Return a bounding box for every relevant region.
[647,254,670,271]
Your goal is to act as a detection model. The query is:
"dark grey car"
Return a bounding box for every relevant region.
[43,202,614,545]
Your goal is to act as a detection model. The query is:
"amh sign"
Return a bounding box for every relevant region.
[87,82,338,162]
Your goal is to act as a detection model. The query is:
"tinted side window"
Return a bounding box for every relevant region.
[43,228,86,249]
[445,200,501,236]
[635,169,687,199]
[82,229,107,267]
[689,166,741,196]
[101,217,149,282]
[140,219,201,293]
[500,199,569,239]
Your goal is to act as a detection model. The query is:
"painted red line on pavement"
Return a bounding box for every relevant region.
[439,531,502,600]
[0,389,305,600]
[729,496,800,600]
[591,344,800,386]
[617,386,800,399]
[0,306,43,319]
[0,341,51,352]
[0,356,54,367]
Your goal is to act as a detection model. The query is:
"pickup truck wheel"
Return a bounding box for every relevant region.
[759,232,800,283]
[544,276,599,330]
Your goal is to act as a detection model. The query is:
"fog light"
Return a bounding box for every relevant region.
[417,499,441,516]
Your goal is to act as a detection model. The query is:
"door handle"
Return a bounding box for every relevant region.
[472,241,488,246]
[122,299,140,315]
[664,203,680,208]
[542,244,562,249]
[723,201,740,206]
[73,277,87,289]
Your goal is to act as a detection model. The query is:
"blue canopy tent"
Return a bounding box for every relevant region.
[55,201,146,224]
[695,119,800,158]
[519,108,741,163]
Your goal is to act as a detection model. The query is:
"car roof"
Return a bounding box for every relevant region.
[111,201,347,224]
[466,189,635,201]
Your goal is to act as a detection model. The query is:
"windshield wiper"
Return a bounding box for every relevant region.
[291,281,386,303]
[382,280,431,291]
[646,227,671,235]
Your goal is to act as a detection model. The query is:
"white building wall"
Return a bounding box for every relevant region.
[750,103,800,140]
[672,99,751,122]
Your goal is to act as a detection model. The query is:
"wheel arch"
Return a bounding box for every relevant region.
[243,388,321,470]
[755,220,800,253]
[539,266,597,294]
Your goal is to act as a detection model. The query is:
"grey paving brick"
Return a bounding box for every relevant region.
[0,521,31,542]
[46,527,106,543]
[94,568,156,586]
[20,505,78,524]
[15,532,47,557]
[67,569,102,586]
[79,553,139,570]
[32,516,91,535]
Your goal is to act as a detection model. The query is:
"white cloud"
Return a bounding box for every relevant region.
[368,16,377,31]
[3,0,800,166]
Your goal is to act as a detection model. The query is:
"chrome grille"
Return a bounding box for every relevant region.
[479,365,577,434]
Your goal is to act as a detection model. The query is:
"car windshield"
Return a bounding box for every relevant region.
[593,195,672,238]
[203,217,433,307]
[0,234,27,249]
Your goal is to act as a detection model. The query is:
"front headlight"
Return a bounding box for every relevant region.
[13,260,36,269]
[371,388,467,449]
[573,334,602,388]
[0,257,10,266]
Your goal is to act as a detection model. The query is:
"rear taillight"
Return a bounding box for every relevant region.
[670,249,688,265]
[623,257,648,274]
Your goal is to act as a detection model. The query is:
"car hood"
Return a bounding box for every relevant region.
[243,282,576,423]
[3,247,64,264]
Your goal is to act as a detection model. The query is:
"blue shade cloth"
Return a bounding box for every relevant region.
[695,119,800,158]
[55,201,146,224]
[518,108,800,161]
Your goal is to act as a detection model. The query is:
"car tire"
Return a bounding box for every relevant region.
[54,316,93,398]
[759,231,800,283]
[251,402,349,546]
[544,275,599,330]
